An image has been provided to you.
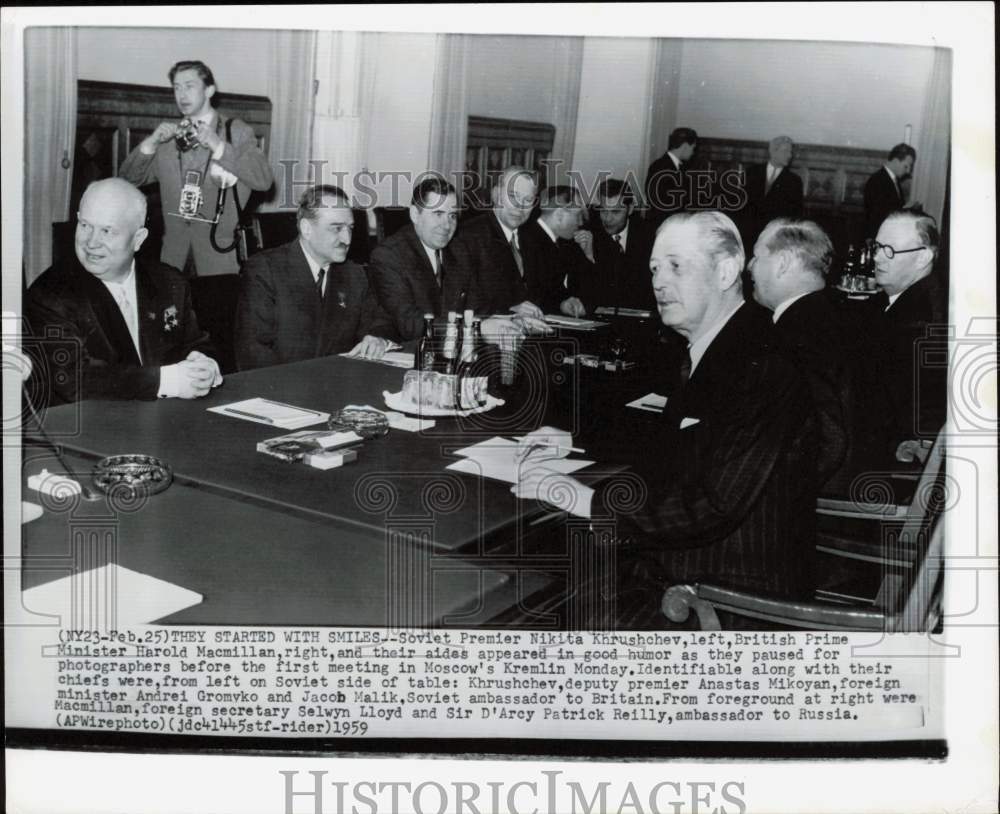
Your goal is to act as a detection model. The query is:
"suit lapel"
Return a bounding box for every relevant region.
[404,226,442,305]
[134,259,161,364]
[76,263,142,366]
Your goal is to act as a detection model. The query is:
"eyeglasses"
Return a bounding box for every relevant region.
[873,242,927,259]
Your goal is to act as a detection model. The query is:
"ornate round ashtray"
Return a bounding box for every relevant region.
[329,408,390,439]
[92,454,173,497]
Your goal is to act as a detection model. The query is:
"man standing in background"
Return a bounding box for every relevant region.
[119,60,273,278]
[644,127,698,228]
[739,135,804,247]
[863,143,917,239]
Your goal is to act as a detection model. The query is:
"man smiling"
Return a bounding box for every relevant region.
[515,212,819,610]
[26,179,221,404]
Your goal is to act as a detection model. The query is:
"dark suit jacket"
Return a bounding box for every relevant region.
[866,274,947,445]
[26,257,213,404]
[449,213,525,313]
[741,163,804,245]
[368,224,475,341]
[863,166,904,239]
[644,152,687,228]
[592,302,819,599]
[774,288,883,493]
[518,220,588,313]
[234,240,395,371]
[578,216,656,313]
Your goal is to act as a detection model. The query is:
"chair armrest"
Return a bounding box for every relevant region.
[693,584,888,631]
[816,498,907,520]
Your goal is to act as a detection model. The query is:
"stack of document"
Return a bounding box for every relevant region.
[626,393,667,413]
[339,350,415,369]
[447,436,593,484]
[543,314,609,330]
[594,306,652,319]
[208,398,329,429]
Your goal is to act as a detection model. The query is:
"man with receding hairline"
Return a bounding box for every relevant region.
[739,136,804,246]
[750,218,877,491]
[26,178,220,404]
[516,211,819,614]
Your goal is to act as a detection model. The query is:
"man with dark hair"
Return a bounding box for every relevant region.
[234,185,395,370]
[739,135,804,246]
[749,218,879,492]
[120,59,273,278]
[644,127,699,227]
[867,211,947,450]
[368,175,472,341]
[448,166,549,330]
[516,211,819,609]
[26,179,221,404]
[518,185,594,316]
[863,143,917,238]
[578,178,656,313]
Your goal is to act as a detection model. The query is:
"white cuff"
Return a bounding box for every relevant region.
[157,364,181,398]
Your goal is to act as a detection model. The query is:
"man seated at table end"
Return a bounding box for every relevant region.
[234,184,397,371]
[514,211,819,611]
[26,178,221,405]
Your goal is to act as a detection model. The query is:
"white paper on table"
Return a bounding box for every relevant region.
[447,436,593,484]
[21,564,203,628]
[208,397,329,429]
[593,306,652,319]
[543,314,608,330]
[338,350,415,368]
[626,392,667,413]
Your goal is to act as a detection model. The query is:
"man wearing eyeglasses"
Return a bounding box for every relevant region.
[869,211,947,451]
[233,185,396,370]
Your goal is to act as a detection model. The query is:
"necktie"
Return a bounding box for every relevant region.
[677,346,692,390]
[613,234,624,255]
[316,266,327,299]
[509,231,524,278]
[434,250,444,289]
[112,285,141,361]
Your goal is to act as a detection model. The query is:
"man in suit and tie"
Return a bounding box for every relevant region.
[516,211,819,608]
[26,178,221,405]
[579,178,656,314]
[868,211,947,452]
[863,143,917,239]
[519,185,595,316]
[749,218,881,493]
[234,185,396,371]
[739,136,804,247]
[448,166,548,331]
[368,176,470,341]
[644,127,698,228]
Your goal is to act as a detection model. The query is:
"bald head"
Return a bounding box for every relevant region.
[75,179,149,282]
[768,136,794,168]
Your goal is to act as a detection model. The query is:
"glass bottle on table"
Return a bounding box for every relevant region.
[415,313,436,372]
[840,244,857,290]
[441,311,459,375]
[454,309,477,410]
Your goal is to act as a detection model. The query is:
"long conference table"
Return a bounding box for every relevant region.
[22,323,667,628]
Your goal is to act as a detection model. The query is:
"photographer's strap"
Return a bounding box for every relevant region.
[225,118,246,219]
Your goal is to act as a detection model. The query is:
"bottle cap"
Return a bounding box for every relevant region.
[464,309,474,322]
[423,313,434,320]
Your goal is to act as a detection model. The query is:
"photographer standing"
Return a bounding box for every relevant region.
[120,60,272,277]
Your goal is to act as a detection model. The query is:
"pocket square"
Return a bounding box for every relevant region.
[680,417,701,429]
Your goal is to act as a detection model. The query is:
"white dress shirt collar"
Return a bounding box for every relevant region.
[494,213,517,244]
[420,241,440,274]
[611,223,629,252]
[667,151,683,171]
[537,218,559,244]
[772,290,813,324]
[299,240,330,295]
[100,262,141,360]
[688,300,745,374]
[886,291,903,310]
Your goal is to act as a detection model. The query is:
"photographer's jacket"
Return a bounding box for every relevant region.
[119,114,272,277]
